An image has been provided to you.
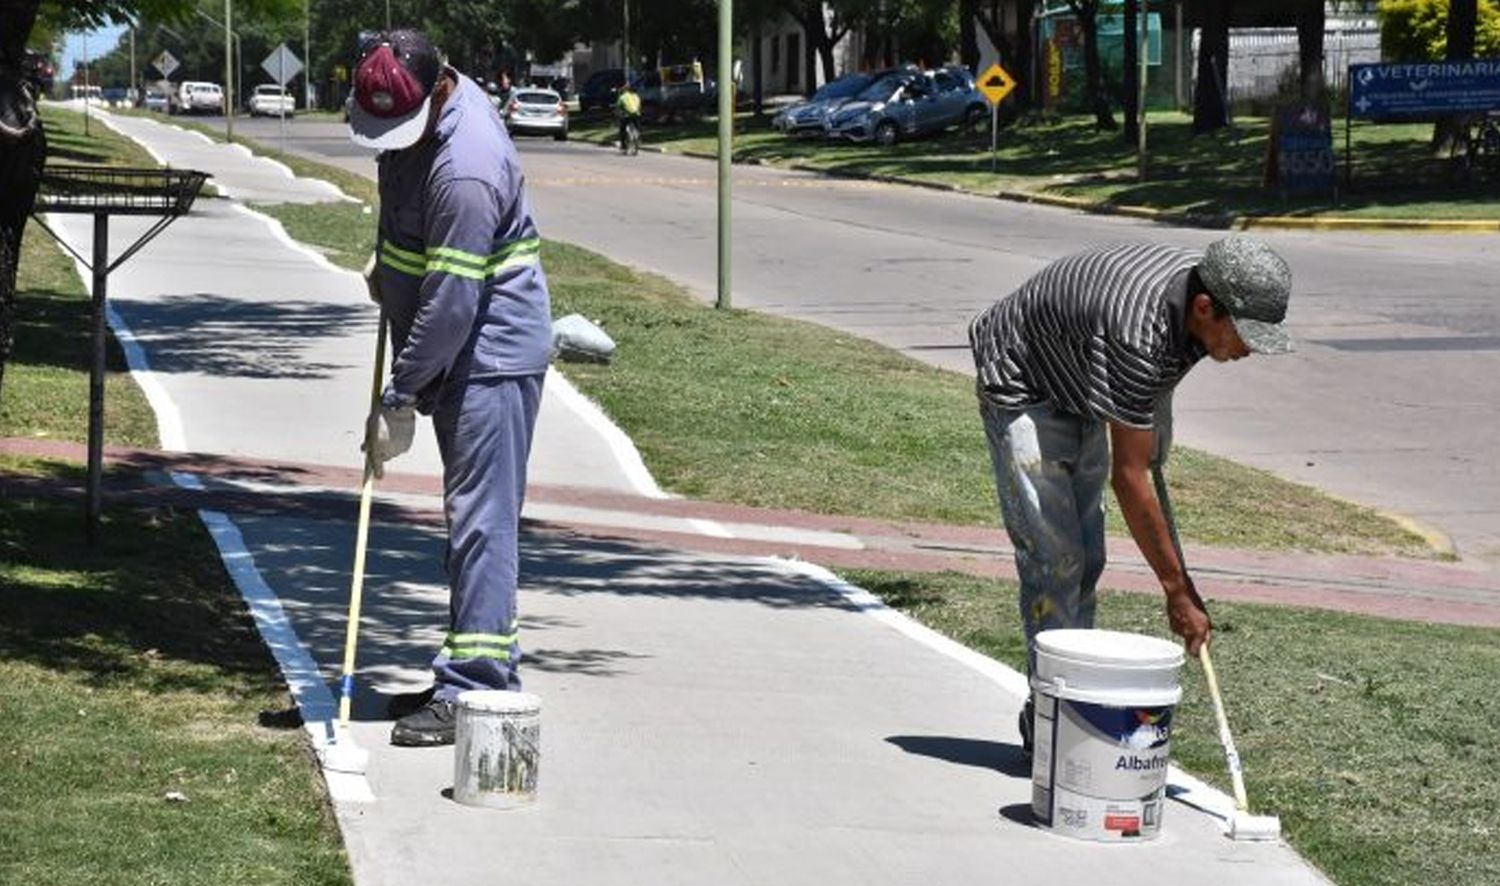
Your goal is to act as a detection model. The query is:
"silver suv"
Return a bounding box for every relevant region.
[825,66,987,146]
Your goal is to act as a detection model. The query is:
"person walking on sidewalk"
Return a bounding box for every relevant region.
[348,29,553,747]
[967,236,1293,754]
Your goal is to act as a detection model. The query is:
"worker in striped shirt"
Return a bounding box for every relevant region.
[349,30,553,746]
[968,237,1293,754]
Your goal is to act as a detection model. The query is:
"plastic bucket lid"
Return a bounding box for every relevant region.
[1035,629,1183,668]
[457,690,542,715]
[1032,630,1184,706]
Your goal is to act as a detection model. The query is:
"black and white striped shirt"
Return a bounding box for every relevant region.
[968,243,1207,429]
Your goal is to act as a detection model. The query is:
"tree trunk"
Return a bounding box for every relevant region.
[752,16,764,115]
[1072,1,1116,130]
[1123,0,1139,145]
[1434,0,1478,155]
[960,0,980,73]
[1296,0,1325,105]
[0,0,46,400]
[1015,0,1035,109]
[1192,0,1230,133]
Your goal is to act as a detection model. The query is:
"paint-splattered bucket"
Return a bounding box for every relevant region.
[453,690,541,809]
[1030,629,1183,841]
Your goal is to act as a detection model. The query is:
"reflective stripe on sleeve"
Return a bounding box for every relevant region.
[379,240,426,276]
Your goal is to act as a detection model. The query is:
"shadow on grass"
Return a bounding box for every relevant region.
[0,467,286,697]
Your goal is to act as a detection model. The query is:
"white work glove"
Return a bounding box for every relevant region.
[363,405,414,478]
[362,251,382,305]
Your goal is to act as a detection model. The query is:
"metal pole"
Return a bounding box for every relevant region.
[86,214,109,547]
[385,0,391,29]
[279,52,288,153]
[83,32,90,136]
[990,102,998,173]
[716,0,732,310]
[225,0,234,140]
[623,0,630,87]
[306,0,313,109]
[129,26,137,104]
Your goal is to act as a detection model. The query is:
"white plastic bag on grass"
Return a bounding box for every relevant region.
[552,313,616,364]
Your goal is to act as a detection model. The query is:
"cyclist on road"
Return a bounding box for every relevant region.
[616,81,642,152]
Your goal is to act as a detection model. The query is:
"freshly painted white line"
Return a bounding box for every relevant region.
[775,559,1239,832]
[104,302,187,451]
[89,110,168,166]
[545,366,665,499]
[232,202,362,276]
[198,509,376,804]
[46,213,188,451]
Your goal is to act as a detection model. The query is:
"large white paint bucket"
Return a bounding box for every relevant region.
[1030,629,1184,841]
[453,690,541,810]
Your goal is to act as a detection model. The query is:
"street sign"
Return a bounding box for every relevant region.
[977,62,1017,106]
[152,50,179,80]
[1349,59,1500,119]
[262,43,304,86]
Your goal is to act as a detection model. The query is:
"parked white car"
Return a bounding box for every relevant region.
[247,84,295,117]
[174,81,223,114]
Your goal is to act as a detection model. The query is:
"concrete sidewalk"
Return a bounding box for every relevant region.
[41,108,1333,885]
[57,104,657,497]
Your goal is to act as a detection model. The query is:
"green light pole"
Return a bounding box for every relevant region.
[716,0,732,309]
[225,0,234,140]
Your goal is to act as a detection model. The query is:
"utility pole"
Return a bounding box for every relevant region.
[623,0,630,86]
[1138,2,1149,180]
[716,0,732,309]
[82,31,90,136]
[385,0,392,29]
[129,26,136,103]
[225,0,234,140]
[305,0,313,110]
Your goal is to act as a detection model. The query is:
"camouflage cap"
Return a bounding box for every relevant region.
[1198,235,1293,355]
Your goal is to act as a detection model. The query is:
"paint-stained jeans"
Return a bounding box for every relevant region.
[980,399,1109,675]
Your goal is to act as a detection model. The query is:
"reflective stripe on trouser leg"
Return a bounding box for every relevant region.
[980,400,1108,676]
[431,373,545,699]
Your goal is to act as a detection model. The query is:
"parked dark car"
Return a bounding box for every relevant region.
[578,68,625,113]
[772,72,874,137]
[633,66,716,123]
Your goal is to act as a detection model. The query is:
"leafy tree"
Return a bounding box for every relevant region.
[1296,0,1326,104]
[1379,0,1500,60]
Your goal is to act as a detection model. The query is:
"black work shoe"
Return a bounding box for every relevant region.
[390,698,457,747]
[386,686,436,720]
[1018,698,1035,758]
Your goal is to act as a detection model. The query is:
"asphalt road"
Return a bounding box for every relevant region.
[230,114,1500,564]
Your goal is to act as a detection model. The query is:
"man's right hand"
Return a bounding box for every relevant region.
[362,405,415,479]
[362,251,382,305]
[1165,576,1212,657]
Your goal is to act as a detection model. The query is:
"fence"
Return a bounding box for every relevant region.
[1193,19,1382,104]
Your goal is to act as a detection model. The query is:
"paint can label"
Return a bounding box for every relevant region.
[1030,692,1174,841]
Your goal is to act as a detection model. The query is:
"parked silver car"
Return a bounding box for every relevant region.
[503,88,568,141]
[773,72,874,137]
[825,66,987,146]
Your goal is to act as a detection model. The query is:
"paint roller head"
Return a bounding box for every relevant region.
[319,728,370,775]
[1228,812,1282,842]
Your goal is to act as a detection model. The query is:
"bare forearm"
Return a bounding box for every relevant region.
[1112,470,1189,597]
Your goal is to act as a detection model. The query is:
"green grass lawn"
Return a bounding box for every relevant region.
[0,105,353,884]
[252,195,1434,558]
[0,458,352,886]
[852,568,1500,886]
[568,109,1500,221]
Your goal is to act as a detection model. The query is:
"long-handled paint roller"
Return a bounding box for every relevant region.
[1152,464,1282,842]
[319,309,389,776]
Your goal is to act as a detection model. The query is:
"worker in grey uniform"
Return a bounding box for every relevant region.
[348,29,552,747]
[967,236,1293,754]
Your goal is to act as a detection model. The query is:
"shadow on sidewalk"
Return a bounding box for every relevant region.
[227,513,868,722]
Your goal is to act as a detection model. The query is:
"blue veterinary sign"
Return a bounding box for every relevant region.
[1349,60,1500,118]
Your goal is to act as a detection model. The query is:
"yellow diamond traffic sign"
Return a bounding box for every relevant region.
[977,62,1017,106]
